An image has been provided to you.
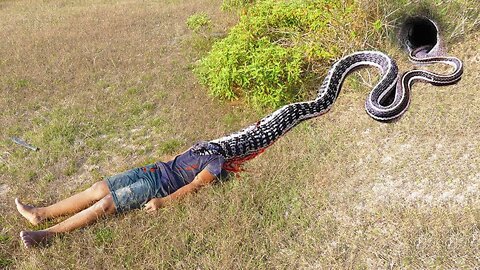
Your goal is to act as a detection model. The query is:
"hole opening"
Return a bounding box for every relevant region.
[399,16,439,52]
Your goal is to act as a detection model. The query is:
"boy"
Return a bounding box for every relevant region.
[15,142,226,248]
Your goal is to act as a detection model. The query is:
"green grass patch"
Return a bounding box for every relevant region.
[149,117,166,128]
[64,159,78,176]
[159,139,183,154]
[127,87,141,95]
[40,171,56,183]
[222,112,242,128]
[32,109,88,150]
[94,227,115,245]
[0,234,10,244]
[14,78,29,89]
[0,256,13,268]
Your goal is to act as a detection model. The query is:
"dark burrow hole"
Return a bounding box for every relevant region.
[399,16,439,53]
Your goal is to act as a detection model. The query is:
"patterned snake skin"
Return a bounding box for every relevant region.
[193,38,463,171]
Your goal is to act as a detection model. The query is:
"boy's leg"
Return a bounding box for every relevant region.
[20,194,116,248]
[18,165,163,248]
[15,181,110,225]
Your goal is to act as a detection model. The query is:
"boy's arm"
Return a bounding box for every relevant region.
[144,169,216,212]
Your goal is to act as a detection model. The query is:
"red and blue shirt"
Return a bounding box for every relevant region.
[157,147,226,195]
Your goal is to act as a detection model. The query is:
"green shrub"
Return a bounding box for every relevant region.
[186,13,212,34]
[221,0,257,11]
[196,0,360,108]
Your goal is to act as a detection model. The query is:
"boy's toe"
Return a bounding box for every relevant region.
[20,231,34,248]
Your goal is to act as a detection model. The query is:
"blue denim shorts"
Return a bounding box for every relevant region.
[106,163,168,213]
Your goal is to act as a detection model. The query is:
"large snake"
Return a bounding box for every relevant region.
[193,19,464,171]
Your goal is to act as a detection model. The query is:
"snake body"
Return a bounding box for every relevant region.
[194,45,463,170]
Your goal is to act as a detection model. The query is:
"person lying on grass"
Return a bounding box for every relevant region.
[15,141,228,248]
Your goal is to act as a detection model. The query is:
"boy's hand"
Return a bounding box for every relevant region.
[144,198,165,213]
[143,169,215,213]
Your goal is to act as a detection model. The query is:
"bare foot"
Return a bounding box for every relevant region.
[20,230,54,248]
[15,198,43,226]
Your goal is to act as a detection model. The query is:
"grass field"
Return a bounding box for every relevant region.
[1,0,479,269]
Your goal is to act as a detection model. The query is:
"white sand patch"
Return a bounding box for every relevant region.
[348,129,480,209]
[361,174,480,207]
[0,184,10,197]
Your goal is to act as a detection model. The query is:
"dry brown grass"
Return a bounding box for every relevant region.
[0,0,479,269]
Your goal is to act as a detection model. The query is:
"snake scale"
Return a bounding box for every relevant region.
[193,21,464,172]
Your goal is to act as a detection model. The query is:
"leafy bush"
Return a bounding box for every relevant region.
[221,0,257,11]
[195,0,361,108]
[186,13,212,34]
